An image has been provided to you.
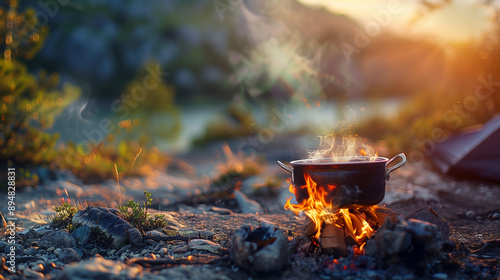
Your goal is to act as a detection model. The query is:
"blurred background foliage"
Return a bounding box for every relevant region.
[1,0,500,188]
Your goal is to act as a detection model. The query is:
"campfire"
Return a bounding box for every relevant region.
[284,173,382,256]
[279,135,406,257]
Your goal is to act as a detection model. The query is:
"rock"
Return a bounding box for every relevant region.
[231,224,288,273]
[433,272,448,279]
[173,245,188,254]
[465,211,476,219]
[34,226,52,237]
[39,230,76,248]
[31,264,44,272]
[72,206,142,248]
[58,257,143,280]
[24,248,37,255]
[0,241,8,252]
[158,265,232,280]
[70,225,92,246]
[19,229,37,240]
[145,230,168,238]
[473,239,500,256]
[4,244,23,255]
[365,217,442,268]
[178,229,214,239]
[188,239,222,254]
[56,248,81,263]
[115,244,131,256]
[209,206,233,215]
[23,268,44,279]
[234,190,264,214]
[405,206,450,241]
[158,247,168,257]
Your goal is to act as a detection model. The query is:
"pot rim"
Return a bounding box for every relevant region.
[290,156,389,166]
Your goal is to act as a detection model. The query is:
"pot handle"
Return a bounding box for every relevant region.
[276,161,293,174]
[385,153,406,180]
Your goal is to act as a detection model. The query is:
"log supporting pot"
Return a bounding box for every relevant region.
[277,153,406,208]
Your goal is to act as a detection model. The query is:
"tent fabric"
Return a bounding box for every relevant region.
[432,114,500,182]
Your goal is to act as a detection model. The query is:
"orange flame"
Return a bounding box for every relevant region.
[285,173,377,245]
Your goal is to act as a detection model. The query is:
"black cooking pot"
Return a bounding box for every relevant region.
[277,154,406,208]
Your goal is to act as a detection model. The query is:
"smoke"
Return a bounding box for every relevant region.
[232,0,345,102]
[307,133,377,161]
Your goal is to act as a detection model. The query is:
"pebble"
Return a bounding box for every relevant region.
[465,211,475,219]
[173,245,188,254]
[209,206,233,215]
[178,229,215,239]
[34,226,53,237]
[158,247,167,257]
[188,239,222,254]
[366,270,377,278]
[491,213,500,219]
[23,268,44,278]
[47,247,55,252]
[120,253,128,262]
[31,264,44,272]
[115,244,131,256]
[40,230,76,248]
[24,248,37,255]
[60,257,143,279]
[433,273,448,279]
[56,248,81,263]
[145,230,168,238]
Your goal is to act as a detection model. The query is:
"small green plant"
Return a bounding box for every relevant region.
[119,191,168,234]
[52,198,78,231]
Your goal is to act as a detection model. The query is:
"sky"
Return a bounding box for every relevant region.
[298,0,495,43]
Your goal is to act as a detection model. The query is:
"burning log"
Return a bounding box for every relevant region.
[299,206,399,257]
[319,223,348,256]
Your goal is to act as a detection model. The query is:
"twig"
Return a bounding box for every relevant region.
[142,235,192,242]
[114,163,121,206]
[125,255,220,270]
[130,147,142,168]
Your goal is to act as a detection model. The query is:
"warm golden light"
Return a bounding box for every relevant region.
[285,173,377,244]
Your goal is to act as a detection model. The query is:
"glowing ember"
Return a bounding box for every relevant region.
[285,173,378,249]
